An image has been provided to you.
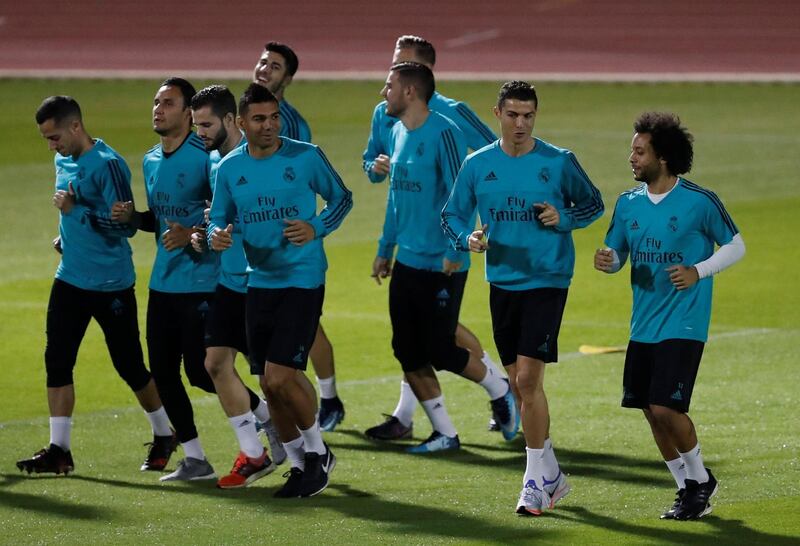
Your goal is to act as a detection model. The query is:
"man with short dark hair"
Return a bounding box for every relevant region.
[113,77,220,481]
[363,35,504,441]
[253,41,346,431]
[374,63,518,455]
[208,83,352,497]
[17,96,172,476]
[443,80,604,515]
[595,112,745,520]
[189,84,285,488]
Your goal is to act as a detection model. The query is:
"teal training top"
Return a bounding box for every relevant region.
[142,132,219,293]
[377,111,470,272]
[362,91,496,183]
[210,144,248,294]
[208,137,352,289]
[442,139,604,290]
[280,100,311,143]
[54,139,136,291]
[604,179,739,343]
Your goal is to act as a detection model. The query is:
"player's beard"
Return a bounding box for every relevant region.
[208,126,228,152]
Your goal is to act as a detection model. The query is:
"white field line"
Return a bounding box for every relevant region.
[2,69,800,83]
[444,29,501,48]
[0,326,783,428]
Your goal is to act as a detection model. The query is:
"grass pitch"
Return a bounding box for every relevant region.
[0,79,798,545]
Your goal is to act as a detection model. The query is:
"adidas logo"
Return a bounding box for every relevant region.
[631,220,640,230]
[484,171,498,181]
[197,301,209,313]
[432,403,443,410]
[238,419,252,428]
[436,289,450,300]
[670,390,683,401]
[293,352,304,363]
[236,176,249,186]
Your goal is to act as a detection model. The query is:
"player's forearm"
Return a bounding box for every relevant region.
[694,233,745,278]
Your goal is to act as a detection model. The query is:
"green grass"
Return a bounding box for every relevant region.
[0,79,798,545]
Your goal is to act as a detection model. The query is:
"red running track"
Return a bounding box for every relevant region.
[1,0,798,78]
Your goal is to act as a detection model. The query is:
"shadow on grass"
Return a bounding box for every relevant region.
[2,471,548,542]
[551,505,800,545]
[0,473,118,520]
[329,432,670,488]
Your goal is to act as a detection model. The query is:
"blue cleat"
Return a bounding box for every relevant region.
[405,431,460,454]
[490,380,519,441]
[319,396,345,432]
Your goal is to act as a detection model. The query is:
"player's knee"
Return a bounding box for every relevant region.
[515,368,543,397]
[46,364,73,389]
[204,354,227,379]
[430,345,468,375]
[262,368,291,398]
[45,355,74,388]
[186,365,215,393]
[648,404,678,428]
[118,366,152,393]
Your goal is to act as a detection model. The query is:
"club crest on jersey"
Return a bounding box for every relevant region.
[416,142,425,157]
[538,167,550,184]
[668,216,678,232]
[283,167,296,183]
[176,173,186,188]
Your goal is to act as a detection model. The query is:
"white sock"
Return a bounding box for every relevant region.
[49,416,72,451]
[317,376,337,399]
[299,420,326,455]
[181,437,205,460]
[252,398,270,423]
[421,395,457,437]
[392,381,417,426]
[481,351,503,375]
[665,457,687,489]
[145,407,172,436]
[523,447,545,487]
[478,364,509,400]
[541,437,561,481]
[679,442,709,483]
[283,436,306,470]
[228,412,264,458]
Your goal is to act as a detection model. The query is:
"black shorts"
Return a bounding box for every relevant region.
[204,284,248,354]
[489,285,568,365]
[146,289,215,392]
[388,261,470,374]
[246,285,324,373]
[621,339,705,413]
[45,278,151,391]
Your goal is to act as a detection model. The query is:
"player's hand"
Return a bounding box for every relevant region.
[283,219,315,246]
[372,256,392,285]
[210,224,233,251]
[161,220,194,251]
[594,248,615,272]
[111,201,134,223]
[666,264,699,291]
[203,200,211,225]
[190,228,207,253]
[53,235,62,255]
[468,224,489,253]
[372,154,390,176]
[53,182,76,214]
[442,258,462,276]
[534,201,560,227]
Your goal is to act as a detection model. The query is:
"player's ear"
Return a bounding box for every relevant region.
[493,105,501,119]
[236,115,245,131]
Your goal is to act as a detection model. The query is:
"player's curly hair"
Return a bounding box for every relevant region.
[497,81,538,109]
[634,112,694,175]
